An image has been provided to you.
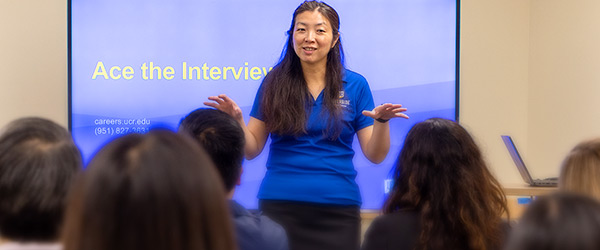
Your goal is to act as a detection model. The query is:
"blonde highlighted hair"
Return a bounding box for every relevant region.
[560,138,600,201]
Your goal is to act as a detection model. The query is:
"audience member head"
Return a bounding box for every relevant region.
[0,117,82,242]
[179,108,245,193]
[61,130,235,250]
[384,118,508,250]
[504,192,600,250]
[559,138,600,200]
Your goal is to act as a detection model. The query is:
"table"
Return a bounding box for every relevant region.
[503,183,558,197]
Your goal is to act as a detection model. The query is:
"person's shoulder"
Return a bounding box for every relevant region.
[343,69,368,84]
[342,69,370,97]
[362,211,420,250]
[229,201,261,234]
[371,210,420,229]
[229,200,284,235]
[229,201,288,250]
[229,200,253,217]
[367,211,421,239]
[258,214,288,249]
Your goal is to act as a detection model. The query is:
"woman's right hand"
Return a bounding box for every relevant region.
[204,94,244,123]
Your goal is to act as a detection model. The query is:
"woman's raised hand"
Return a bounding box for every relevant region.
[204,94,244,123]
[361,103,409,121]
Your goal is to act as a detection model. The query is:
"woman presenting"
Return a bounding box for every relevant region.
[205,1,408,250]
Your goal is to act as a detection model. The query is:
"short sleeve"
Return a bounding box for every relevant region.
[353,78,375,131]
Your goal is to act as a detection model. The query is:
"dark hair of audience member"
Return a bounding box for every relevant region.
[384,118,508,250]
[61,130,236,250]
[179,108,245,192]
[559,138,600,201]
[0,117,82,241]
[504,192,600,250]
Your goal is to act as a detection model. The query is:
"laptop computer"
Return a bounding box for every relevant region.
[501,135,558,187]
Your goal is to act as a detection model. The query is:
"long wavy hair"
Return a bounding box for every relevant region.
[260,0,344,138]
[384,118,508,250]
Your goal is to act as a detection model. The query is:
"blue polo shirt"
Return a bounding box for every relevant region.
[250,69,375,206]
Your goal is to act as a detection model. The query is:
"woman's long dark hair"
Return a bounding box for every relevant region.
[384,118,508,250]
[260,0,344,138]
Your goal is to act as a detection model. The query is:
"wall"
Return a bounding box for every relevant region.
[528,0,600,178]
[460,0,530,184]
[1,0,597,185]
[0,0,68,128]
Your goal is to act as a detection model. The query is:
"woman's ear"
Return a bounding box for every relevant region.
[332,32,340,48]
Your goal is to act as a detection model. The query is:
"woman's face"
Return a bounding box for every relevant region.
[292,10,338,68]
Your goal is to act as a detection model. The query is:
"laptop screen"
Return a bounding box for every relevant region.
[501,135,534,185]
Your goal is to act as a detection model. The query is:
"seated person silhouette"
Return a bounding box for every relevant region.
[362,118,509,250]
[61,130,236,250]
[504,192,600,250]
[0,117,82,249]
[180,108,288,250]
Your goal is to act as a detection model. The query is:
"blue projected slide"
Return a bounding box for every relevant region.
[70,0,457,209]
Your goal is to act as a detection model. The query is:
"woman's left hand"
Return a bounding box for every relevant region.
[361,103,409,121]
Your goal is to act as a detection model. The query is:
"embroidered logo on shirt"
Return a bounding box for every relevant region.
[337,91,350,108]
